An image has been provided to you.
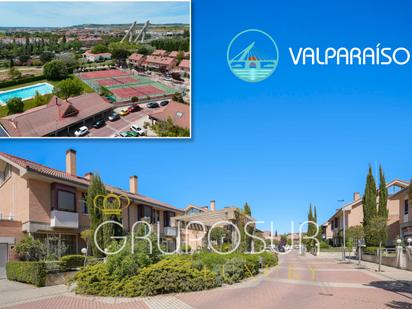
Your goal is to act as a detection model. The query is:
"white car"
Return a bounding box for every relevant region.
[74,126,89,137]
[130,124,146,136]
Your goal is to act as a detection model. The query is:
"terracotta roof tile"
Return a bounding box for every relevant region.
[0,151,181,212]
[150,101,190,129]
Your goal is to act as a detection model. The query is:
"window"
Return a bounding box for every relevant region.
[186,208,201,215]
[405,200,409,215]
[57,190,76,212]
[164,211,176,227]
[0,162,11,185]
[138,205,153,222]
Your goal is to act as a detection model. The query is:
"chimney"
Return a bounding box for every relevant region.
[84,172,93,180]
[210,200,215,211]
[129,175,138,194]
[65,149,76,176]
[353,192,360,201]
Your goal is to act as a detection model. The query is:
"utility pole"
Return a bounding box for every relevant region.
[338,199,346,261]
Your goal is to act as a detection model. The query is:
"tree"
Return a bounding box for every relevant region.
[87,174,106,257]
[363,165,378,246]
[150,117,190,137]
[32,91,48,107]
[243,202,251,216]
[378,165,388,219]
[43,59,68,80]
[111,48,130,64]
[364,216,387,246]
[173,92,185,103]
[54,78,84,99]
[40,51,55,64]
[91,44,109,54]
[6,97,24,115]
[346,225,364,248]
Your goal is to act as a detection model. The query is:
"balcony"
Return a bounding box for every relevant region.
[163,226,177,237]
[50,210,79,229]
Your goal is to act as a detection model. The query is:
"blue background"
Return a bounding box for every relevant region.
[1,0,412,233]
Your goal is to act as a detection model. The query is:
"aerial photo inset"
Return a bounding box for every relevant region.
[0,1,191,138]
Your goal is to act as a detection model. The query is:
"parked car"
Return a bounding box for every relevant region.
[146,102,159,108]
[119,108,129,116]
[127,104,142,113]
[159,100,169,107]
[108,112,120,121]
[74,126,88,137]
[92,119,106,129]
[119,131,139,137]
[130,124,146,136]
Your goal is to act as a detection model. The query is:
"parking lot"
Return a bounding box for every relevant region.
[86,104,164,138]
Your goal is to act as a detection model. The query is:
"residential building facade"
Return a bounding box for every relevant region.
[0,149,183,265]
[323,180,410,246]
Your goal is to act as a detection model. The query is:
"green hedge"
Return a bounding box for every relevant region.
[363,246,379,255]
[0,75,45,89]
[6,261,47,287]
[60,254,85,269]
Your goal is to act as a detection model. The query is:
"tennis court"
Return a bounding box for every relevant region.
[78,69,178,102]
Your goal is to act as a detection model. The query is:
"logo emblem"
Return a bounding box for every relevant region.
[93,193,131,216]
[227,29,279,83]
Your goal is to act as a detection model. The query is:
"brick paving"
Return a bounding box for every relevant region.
[1,252,411,309]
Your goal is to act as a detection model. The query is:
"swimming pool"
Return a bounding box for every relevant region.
[0,83,54,104]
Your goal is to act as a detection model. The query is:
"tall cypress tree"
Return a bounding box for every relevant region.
[378,165,388,219]
[87,174,106,257]
[362,166,377,246]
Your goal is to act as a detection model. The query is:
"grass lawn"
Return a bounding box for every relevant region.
[0,75,95,117]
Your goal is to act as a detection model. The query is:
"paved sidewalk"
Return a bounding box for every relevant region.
[1,252,411,309]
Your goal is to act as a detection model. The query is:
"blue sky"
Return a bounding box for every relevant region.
[1,0,412,234]
[0,2,190,27]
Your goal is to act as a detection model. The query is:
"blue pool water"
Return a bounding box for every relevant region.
[0,83,54,104]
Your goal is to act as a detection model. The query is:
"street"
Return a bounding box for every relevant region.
[1,251,411,309]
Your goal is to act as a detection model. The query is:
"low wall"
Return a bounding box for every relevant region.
[362,253,408,269]
[46,271,77,286]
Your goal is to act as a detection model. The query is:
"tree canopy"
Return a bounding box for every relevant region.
[43,59,68,80]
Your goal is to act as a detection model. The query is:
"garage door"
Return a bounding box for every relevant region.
[0,243,7,279]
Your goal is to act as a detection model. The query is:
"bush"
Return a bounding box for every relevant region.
[221,257,247,284]
[319,241,331,249]
[14,236,46,261]
[70,263,124,296]
[258,251,278,267]
[6,261,46,287]
[60,255,85,269]
[131,96,139,102]
[122,257,219,297]
[363,246,379,255]
[43,60,68,80]
[6,97,24,115]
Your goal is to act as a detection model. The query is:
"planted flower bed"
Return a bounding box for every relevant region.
[70,251,278,297]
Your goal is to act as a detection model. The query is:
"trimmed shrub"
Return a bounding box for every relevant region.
[60,255,85,269]
[364,246,379,255]
[257,252,278,267]
[70,263,124,296]
[0,75,45,89]
[6,261,46,287]
[122,257,219,297]
[221,257,246,284]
